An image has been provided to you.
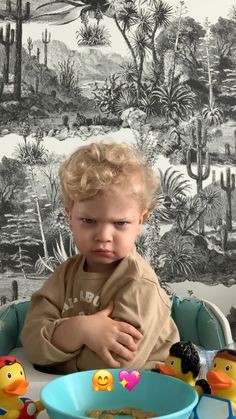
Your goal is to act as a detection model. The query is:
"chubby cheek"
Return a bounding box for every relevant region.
[130,223,142,241]
[116,233,137,255]
[72,229,90,250]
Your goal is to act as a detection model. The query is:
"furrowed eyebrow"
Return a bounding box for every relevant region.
[77,214,94,219]
[78,215,95,220]
[76,212,134,222]
[113,217,133,222]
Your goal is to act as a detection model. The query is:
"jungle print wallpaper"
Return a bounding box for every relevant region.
[0,0,235,340]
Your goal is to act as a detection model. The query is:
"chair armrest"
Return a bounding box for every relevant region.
[0,299,31,355]
[0,303,18,355]
[15,300,31,347]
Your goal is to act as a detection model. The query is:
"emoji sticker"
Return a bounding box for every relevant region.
[92,369,114,391]
[119,370,141,391]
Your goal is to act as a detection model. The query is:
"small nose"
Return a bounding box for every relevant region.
[94,224,112,242]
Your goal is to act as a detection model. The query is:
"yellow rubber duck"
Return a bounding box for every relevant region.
[154,341,211,395]
[155,341,200,386]
[206,349,236,412]
[0,356,44,419]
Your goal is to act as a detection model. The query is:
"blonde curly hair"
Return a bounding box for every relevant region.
[59,142,159,215]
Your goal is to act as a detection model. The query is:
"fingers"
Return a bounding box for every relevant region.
[100,349,121,368]
[116,332,138,352]
[110,341,136,362]
[101,306,143,342]
[100,342,135,367]
[86,308,143,367]
[119,322,143,340]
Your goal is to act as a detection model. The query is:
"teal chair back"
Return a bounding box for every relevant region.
[0,300,31,355]
[171,295,231,350]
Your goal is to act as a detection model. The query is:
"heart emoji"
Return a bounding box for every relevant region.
[119,370,141,391]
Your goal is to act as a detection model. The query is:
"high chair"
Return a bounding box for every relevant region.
[0,296,234,381]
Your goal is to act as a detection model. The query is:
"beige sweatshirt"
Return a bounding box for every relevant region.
[21,250,179,373]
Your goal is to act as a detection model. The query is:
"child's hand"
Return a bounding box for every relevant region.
[81,301,143,368]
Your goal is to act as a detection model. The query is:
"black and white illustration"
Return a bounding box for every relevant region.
[0,0,235,339]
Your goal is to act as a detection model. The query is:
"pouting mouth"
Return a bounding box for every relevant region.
[93,249,112,252]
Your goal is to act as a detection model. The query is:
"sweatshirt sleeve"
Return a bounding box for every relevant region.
[110,278,172,368]
[75,277,177,371]
[20,262,82,366]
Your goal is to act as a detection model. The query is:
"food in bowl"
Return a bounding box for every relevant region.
[87,407,158,418]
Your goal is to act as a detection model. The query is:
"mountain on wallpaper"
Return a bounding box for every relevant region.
[30,39,124,82]
[0,40,123,83]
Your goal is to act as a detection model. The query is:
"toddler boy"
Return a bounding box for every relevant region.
[21,142,179,373]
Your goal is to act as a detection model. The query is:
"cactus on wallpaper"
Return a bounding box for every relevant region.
[12,280,18,301]
[0,23,14,83]
[220,167,235,232]
[27,36,33,55]
[186,119,211,234]
[187,119,211,193]
[36,47,40,63]
[42,28,51,68]
[5,0,31,100]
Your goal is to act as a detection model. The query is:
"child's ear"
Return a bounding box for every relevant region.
[65,206,71,219]
[65,207,72,228]
[139,210,148,224]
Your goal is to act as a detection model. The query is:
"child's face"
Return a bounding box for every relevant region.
[66,185,147,273]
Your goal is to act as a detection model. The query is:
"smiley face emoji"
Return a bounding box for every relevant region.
[92,369,114,391]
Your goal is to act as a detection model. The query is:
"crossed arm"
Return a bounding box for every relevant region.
[21,274,163,370]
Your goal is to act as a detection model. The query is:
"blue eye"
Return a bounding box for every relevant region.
[114,221,128,227]
[82,219,95,224]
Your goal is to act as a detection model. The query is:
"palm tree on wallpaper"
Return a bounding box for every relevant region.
[156,164,222,236]
[108,0,172,100]
[15,133,50,261]
[33,0,173,102]
[199,18,223,126]
[153,1,195,126]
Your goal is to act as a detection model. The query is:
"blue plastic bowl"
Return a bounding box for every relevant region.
[40,369,198,419]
